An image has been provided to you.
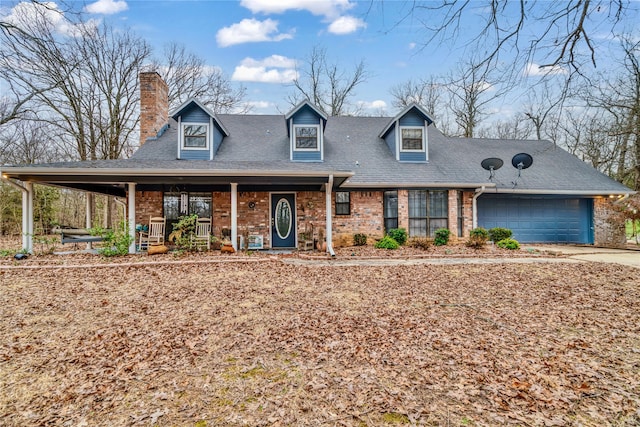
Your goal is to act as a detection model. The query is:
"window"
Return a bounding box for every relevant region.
[401,127,423,151]
[182,124,208,149]
[164,191,212,238]
[408,190,448,237]
[383,191,398,232]
[335,192,350,215]
[294,125,319,150]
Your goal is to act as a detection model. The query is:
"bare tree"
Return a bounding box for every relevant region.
[477,114,533,140]
[147,42,248,113]
[446,59,502,137]
[584,35,640,190]
[390,76,443,116]
[0,2,151,161]
[289,46,369,116]
[0,118,61,164]
[402,1,630,79]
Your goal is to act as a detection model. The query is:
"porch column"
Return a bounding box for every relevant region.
[85,192,93,250]
[25,181,33,254]
[230,182,238,251]
[325,175,333,254]
[127,183,136,254]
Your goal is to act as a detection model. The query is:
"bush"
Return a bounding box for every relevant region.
[353,233,367,246]
[387,228,407,245]
[91,222,134,257]
[433,228,451,246]
[489,227,512,242]
[496,238,520,250]
[169,214,198,251]
[408,237,432,250]
[466,227,489,248]
[375,236,399,250]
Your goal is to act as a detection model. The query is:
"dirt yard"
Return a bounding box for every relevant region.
[1,251,639,425]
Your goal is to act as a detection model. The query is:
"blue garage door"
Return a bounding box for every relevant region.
[477,195,593,244]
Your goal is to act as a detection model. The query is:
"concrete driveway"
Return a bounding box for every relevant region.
[526,245,640,269]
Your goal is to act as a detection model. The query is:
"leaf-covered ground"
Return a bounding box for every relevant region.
[1,256,639,426]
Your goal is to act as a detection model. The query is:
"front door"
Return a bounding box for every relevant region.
[271,193,296,248]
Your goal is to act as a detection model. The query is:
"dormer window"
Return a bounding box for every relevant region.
[294,125,319,151]
[182,123,208,150]
[401,127,424,151]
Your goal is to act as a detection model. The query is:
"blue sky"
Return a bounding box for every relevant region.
[3,0,639,118]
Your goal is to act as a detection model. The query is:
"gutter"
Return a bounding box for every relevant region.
[342,182,496,189]
[326,174,335,257]
[0,166,354,179]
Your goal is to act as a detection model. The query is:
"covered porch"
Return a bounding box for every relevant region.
[0,164,353,254]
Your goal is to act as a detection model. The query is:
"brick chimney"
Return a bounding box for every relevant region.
[139,72,168,145]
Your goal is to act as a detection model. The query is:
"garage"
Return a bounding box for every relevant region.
[477,195,594,244]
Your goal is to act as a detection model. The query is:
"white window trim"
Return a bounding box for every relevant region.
[293,124,321,152]
[399,126,426,153]
[181,122,210,151]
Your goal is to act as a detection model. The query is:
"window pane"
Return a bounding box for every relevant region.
[335,191,350,215]
[429,191,448,217]
[384,191,398,218]
[295,126,318,149]
[384,191,398,233]
[188,193,212,218]
[184,125,207,147]
[163,194,180,220]
[429,219,448,236]
[408,190,427,218]
[409,218,427,237]
[402,128,423,150]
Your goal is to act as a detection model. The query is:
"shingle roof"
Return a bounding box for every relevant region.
[130,114,631,193]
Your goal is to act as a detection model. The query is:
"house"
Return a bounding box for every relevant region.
[1,72,633,254]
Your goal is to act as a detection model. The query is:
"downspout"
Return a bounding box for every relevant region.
[325,174,335,257]
[472,186,486,229]
[1,176,32,253]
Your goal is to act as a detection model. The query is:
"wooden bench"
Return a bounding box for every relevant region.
[60,229,105,245]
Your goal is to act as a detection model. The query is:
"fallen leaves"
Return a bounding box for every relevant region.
[0,259,639,425]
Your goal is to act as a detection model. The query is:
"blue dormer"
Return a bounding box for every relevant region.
[171,99,229,160]
[379,103,434,163]
[285,100,327,162]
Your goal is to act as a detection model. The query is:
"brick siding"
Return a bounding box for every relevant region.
[593,197,626,246]
[139,72,168,146]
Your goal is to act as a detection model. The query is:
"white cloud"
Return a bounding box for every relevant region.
[240,0,354,19]
[523,62,567,77]
[216,18,293,47]
[85,0,128,14]
[240,55,296,69]
[232,56,298,83]
[408,42,417,50]
[3,1,99,36]
[357,100,388,112]
[245,100,273,110]
[327,15,366,35]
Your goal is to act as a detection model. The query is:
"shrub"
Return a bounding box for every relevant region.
[375,236,399,250]
[169,214,198,251]
[408,237,432,250]
[387,228,407,245]
[433,228,451,246]
[496,238,520,250]
[489,227,512,242]
[353,233,367,246]
[466,227,489,249]
[91,222,134,256]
